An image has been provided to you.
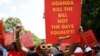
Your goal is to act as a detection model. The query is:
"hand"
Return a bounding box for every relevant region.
[78,26,83,34]
[58,35,70,41]
[15,24,22,33]
[15,24,22,39]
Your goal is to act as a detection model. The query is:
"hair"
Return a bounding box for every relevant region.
[11,42,19,51]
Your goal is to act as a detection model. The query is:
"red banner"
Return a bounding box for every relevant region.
[81,30,98,47]
[4,33,14,46]
[0,21,4,46]
[20,32,34,48]
[45,0,82,44]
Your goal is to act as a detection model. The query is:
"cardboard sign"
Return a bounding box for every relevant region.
[20,32,34,48]
[4,33,14,46]
[45,0,82,44]
[81,30,98,47]
[0,21,4,46]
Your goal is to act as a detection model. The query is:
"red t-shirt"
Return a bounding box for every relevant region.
[8,50,24,56]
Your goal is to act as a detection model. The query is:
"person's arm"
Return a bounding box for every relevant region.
[21,47,29,53]
[58,35,70,44]
[15,24,28,56]
[15,29,22,51]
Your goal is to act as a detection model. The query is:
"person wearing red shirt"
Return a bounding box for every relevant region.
[8,42,24,56]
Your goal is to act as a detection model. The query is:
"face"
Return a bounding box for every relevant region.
[64,46,70,52]
[40,44,52,56]
[64,43,78,56]
[60,44,71,56]
[60,43,70,52]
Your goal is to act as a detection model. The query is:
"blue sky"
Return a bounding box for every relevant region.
[0,0,45,39]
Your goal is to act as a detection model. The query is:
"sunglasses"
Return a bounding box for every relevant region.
[40,44,52,49]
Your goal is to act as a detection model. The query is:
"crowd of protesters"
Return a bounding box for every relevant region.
[0,24,100,56]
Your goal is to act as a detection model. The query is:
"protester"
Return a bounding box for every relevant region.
[54,43,77,56]
[0,22,99,56]
[8,42,24,56]
[15,23,39,56]
[10,23,26,56]
[39,43,53,56]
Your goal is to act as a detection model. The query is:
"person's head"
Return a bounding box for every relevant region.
[60,43,78,56]
[60,43,70,52]
[40,44,53,56]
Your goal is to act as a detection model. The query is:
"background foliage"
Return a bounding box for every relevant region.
[82,0,100,41]
[3,17,42,46]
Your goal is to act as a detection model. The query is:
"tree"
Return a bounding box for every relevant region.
[31,33,42,46]
[82,0,100,41]
[4,17,42,45]
[4,17,21,32]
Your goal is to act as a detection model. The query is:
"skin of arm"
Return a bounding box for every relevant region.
[15,24,28,56]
